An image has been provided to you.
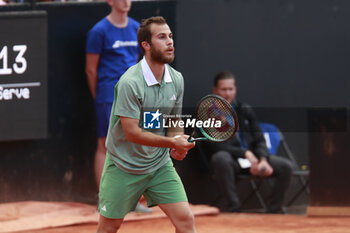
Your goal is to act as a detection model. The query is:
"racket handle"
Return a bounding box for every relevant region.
[188,137,207,142]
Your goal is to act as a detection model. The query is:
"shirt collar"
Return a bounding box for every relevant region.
[141,57,172,86]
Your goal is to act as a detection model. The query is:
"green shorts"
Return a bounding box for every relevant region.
[98,152,188,219]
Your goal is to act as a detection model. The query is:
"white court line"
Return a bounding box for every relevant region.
[0,82,41,88]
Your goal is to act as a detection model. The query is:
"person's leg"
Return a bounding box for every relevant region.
[95,141,151,212]
[266,155,293,213]
[159,202,196,233]
[96,215,123,233]
[210,150,241,212]
[95,137,107,188]
[143,161,195,232]
[97,153,150,233]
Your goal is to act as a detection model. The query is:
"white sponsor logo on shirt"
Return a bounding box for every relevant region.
[112,40,138,49]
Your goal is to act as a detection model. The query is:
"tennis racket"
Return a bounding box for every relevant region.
[188,94,239,142]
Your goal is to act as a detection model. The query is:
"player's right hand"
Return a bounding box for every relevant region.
[172,134,195,154]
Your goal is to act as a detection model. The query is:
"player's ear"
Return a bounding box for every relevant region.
[107,0,113,6]
[141,41,151,52]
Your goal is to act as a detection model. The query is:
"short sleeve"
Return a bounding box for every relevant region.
[114,80,141,119]
[86,27,103,54]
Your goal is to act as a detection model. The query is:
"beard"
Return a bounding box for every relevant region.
[150,45,175,64]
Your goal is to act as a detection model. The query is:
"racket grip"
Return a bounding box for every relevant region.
[188,137,207,142]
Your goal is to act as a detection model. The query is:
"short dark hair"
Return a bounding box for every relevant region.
[213,71,235,87]
[137,16,167,54]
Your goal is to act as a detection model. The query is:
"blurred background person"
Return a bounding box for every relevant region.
[202,71,293,213]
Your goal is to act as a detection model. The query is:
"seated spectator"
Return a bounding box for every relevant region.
[202,71,293,213]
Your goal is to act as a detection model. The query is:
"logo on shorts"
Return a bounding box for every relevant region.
[143,109,161,129]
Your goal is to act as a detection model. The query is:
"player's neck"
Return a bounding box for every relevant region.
[107,11,128,28]
[145,56,165,83]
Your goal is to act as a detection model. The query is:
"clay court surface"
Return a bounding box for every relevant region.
[1,202,350,233]
[17,214,350,233]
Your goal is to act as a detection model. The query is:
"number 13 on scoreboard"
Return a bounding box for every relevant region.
[0,45,27,75]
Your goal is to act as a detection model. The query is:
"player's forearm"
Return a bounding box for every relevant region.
[166,118,184,137]
[125,128,176,148]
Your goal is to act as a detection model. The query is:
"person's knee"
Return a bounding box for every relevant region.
[183,211,195,225]
[210,151,232,167]
[282,160,293,175]
[176,211,195,230]
[96,216,122,233]
[274,158,293,177]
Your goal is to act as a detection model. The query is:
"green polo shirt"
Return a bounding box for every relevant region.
[105,58,184,174]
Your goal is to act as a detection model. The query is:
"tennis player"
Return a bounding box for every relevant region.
[96,16,197,233]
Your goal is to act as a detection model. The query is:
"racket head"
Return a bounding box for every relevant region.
[194,94,238,142]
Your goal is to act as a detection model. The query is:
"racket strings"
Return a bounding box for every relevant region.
[196,96,237,141]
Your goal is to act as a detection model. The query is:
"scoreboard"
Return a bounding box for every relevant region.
[0,11,48,141]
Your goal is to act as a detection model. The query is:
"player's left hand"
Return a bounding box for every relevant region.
[170,148,187,161]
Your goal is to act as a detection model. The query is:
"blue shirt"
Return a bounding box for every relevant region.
[86,17,141,103]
